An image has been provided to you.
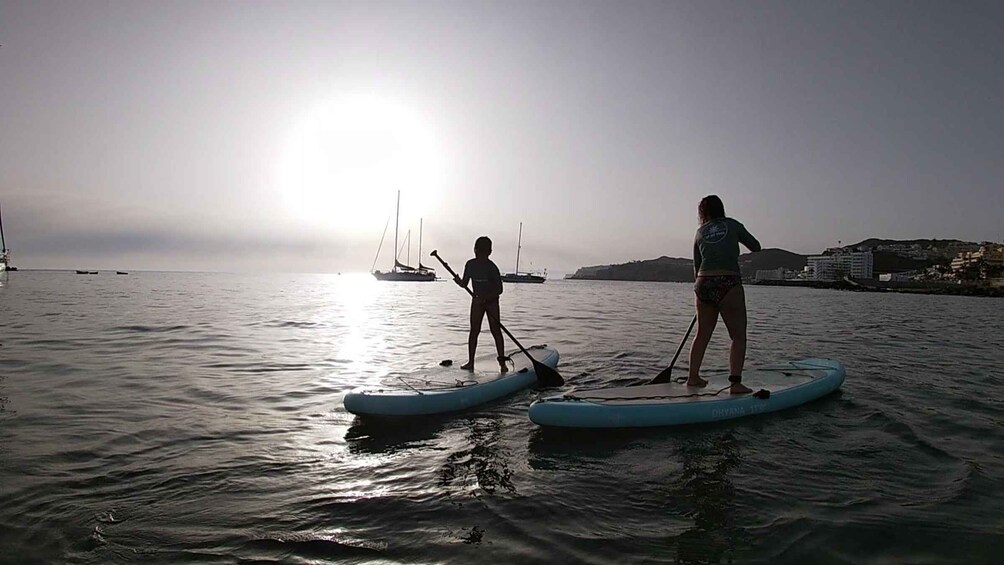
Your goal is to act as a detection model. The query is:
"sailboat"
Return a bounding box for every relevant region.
[372,191,436,282]
[501,222,546,283]
[0,202,11,273]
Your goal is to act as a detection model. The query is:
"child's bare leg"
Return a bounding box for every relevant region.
[463,300,485,370]
[485,299,507,373]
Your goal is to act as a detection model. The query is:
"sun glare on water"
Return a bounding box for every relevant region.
[276,96,447,232]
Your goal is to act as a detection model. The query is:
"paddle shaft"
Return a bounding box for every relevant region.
[668,315,697,373]
[652,314,697,382]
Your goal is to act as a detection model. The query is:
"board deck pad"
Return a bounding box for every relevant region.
[371,347,548,391]
[566,366,819,405]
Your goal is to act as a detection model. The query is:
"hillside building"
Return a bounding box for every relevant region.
[951,244,1004,278]
[875,243,927,259]
[807,250,874,281]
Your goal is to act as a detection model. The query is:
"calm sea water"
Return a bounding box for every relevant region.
[1,271,1002,564]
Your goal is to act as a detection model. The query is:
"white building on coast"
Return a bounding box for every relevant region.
[807,250,874,281]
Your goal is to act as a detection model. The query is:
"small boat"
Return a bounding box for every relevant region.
[373,191,436,282]
[501,222,546,283]
[76,270,99,275]
[116,271,129,275]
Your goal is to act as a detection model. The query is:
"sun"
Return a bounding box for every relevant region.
[276,95,447,232]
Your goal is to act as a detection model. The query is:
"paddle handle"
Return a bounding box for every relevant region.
[430,250,533,358]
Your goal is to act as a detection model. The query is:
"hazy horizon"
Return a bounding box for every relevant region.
[2,0,1002,273]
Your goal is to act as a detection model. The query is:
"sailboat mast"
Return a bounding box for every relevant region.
[515,222,522,274]
[0,202,6,252]
[407,229,411,266]
[393,191,400,271]
[419,218,423,267]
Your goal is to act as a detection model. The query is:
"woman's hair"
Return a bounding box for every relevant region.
[698,195,726,223]
[474,236,492,254]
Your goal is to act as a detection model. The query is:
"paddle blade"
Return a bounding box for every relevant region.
[648,366,674,384]
[533,359,564,387]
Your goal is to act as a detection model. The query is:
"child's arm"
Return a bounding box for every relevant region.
[489,262,503,297]
[455,260,471,288]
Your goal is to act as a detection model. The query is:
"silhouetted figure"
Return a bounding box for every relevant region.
[455,236,508,373]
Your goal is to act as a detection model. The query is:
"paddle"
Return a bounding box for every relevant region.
[430,250,564,387]
[649,314,697,384]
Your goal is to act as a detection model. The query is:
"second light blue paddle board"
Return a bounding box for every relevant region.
[528,358,844,428]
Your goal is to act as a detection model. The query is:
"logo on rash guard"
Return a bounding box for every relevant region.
[703,220,728,243]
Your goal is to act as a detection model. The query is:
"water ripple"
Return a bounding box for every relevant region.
[1,273,1003,563]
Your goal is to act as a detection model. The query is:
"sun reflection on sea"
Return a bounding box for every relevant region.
[328,273,383,381]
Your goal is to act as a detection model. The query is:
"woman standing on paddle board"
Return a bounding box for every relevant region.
[679,195,760,394]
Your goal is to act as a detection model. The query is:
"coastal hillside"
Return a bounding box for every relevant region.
[567,239,985,281]
[843,238,981,271]
[738,248,807,275]
[567,256,694,282]
[871,252,932,273]
[847,238,974,251]
[566,248,806,282]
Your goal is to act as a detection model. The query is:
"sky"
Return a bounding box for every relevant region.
[1,0,1002,273]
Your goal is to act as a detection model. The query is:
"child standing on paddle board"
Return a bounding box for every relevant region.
[655,195,761,393]
[455,236,509,373]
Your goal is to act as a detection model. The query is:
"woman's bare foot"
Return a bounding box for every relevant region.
[730,382,752,394]
[498,362,509,374]
[460,362,474,371]
[685,376,708,387]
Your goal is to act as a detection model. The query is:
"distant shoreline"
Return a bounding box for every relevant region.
[749,278,1004,297]
[563,275,1004,297]
[565,238,1004,297]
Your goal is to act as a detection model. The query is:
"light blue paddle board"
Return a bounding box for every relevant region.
[528,358,844,428]
[344,345,559,417]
